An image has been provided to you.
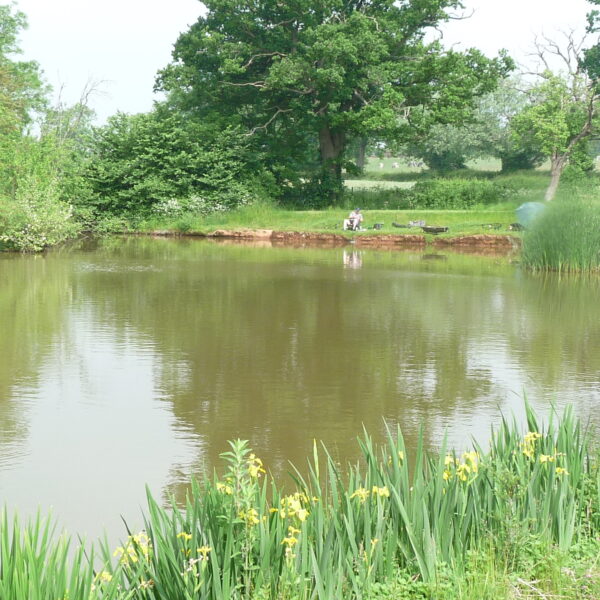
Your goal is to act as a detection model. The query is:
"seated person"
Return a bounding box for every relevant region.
[343,208,364,231]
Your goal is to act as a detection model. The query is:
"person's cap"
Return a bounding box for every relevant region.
[356,208,361,211]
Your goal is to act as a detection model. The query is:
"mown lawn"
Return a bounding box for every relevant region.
[135,206,520,239]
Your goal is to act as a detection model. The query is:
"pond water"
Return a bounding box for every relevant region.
[0,237,599,541]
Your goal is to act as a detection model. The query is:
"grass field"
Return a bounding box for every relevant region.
[361,156,554,176]
[362,156,504,175]
[344,179,416,190]
[136,205,520,239]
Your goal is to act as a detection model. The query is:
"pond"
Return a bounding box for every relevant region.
[0,237,598,540]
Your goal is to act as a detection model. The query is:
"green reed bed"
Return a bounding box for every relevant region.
[522,198,600,272]
[2,404,599,599]
[0,511,100,600]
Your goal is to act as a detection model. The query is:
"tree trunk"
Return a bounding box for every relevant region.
[319,125,345,177]
[318,125,345,201]
[544,155,567,202]
[355,137,367,170]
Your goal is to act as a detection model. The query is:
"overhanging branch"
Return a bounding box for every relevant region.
[246,107,292,135]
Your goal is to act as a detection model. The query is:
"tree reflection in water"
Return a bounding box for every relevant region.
[0,239,598,534]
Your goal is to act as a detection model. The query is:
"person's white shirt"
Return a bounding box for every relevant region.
[349,209,363,227]
[344,209,363,230]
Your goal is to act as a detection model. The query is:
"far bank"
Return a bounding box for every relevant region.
[126,206,522,254]
[143,228,521,254]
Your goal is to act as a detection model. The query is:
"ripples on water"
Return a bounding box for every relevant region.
[0,238,598,540]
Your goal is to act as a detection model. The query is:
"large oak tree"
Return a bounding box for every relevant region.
[158,0,512,200]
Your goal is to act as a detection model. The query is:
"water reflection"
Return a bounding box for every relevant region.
[343,249,363,269]
[0,239,598,540]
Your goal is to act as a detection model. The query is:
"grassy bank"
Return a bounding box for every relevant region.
[126,170,553,239]
[2,404,599,599]
[4,164,599,255]
[132,204,520,240]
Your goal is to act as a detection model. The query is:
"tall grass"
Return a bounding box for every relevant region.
[0,511,97,600]
[103,403,599,598]
[522,198,600,272]
[1,403,599,599]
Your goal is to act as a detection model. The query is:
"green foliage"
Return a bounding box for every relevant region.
[522,197,600,272]
[92,402,598,599]
[562,139,596,179]
[0,510,98,600]
[0,136,80,252]
[498,145,546,172]
[158,0,512,201]
[342,164,516,211]
[0,404,599,599]
[404,178,509,209]
[0,5,85,252]
[0,181,76,252]
[511,70,599,200]
[583,0,600,82]
[477,77,545,172]
[0,4,46,137]
[84,107,275,216]
[512,75,589,159]
[404,77,546,174]
[341,186,413,210]
[39,97,97,205]
[493,170,550,197]
[405,123,471,171]
[282,170,346,209]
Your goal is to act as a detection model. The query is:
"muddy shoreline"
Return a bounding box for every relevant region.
[147,229,521,255]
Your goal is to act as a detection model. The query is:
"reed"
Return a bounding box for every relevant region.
[522,198,600,272]
[1,404,599,599]
[100,402,599,599]
[0,510,100,600]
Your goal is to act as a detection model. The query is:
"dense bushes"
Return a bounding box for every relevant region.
[339,178,510,210]
[0,2,278,251]
[84,108,276,218]
[406,178,509,208]
[0,137,81,252]
[341,186,411,210]
[0,5,85,251]
[0,178,78,252]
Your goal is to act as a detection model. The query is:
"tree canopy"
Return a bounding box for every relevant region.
[405,78,546,172]
[158,0,512,202]
[0,4,84,251]
[583,0,600,81]
[0,5,45,139]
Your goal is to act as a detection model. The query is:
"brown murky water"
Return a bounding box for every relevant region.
[0,237,598,540]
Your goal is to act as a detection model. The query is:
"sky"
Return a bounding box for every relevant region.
[15,0,204,122]
[13,0,595,124]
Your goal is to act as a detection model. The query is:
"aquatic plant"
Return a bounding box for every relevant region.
[522,198,600,272]
[0,510,115,600]
[101,402,599,598]
[1,403,599,599]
